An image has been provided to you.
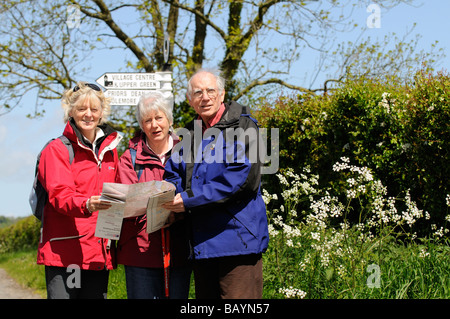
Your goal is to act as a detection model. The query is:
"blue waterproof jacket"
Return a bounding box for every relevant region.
[164,101,269,259]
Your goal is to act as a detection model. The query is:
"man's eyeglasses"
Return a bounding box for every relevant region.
[73,83,102,92]
[192,88,218,100]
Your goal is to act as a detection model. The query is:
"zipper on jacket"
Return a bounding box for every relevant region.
[49,234,87,242]
[77,140,103,194]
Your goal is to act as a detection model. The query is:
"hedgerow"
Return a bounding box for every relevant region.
[256,70,450,236]
[0,216,40,253]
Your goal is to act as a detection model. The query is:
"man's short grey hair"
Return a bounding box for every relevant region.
[187,68,226,99]
[136,91,173,129]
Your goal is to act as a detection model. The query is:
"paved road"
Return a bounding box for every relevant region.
[0,268,42,299]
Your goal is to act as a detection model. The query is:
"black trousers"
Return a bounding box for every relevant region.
[45,266,109,299]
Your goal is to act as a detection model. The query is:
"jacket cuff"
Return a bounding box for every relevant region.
[83,199,93,215]
[180,191,193,214]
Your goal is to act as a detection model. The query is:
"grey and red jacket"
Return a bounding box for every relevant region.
[164,101,270,260]
[37,119,122,270]
[115,131,191,268]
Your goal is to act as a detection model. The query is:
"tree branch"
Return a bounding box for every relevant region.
[76,0,153,72]
[235,78,317,100]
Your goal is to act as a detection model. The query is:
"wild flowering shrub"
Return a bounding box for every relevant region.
[257,71,450,235]
[263,158,449,299]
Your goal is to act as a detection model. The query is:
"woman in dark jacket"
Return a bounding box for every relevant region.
[115,91,191,299]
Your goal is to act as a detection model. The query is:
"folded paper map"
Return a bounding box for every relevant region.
[95,180,175,239]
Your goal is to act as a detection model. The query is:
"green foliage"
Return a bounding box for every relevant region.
[107,265,128,299]
[402,71,450,227]
[263,234,450,299]
[256,70,450,235]
[173,100,197,129]
[0,215,22,229]
[262,166,450,299]
[0,216,40,254]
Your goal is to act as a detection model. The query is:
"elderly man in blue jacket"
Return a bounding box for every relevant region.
[162,68,269,299]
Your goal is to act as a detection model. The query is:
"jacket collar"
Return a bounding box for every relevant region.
[130,131,179,165]
[65,118,117,149]
[187,101,249,131]
[63,119,122,161]
[214,101,250,129]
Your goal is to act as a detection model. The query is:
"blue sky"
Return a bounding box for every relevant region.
[0,0,449,218]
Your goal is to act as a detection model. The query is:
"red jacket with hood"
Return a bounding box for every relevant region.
[115,131,191,268]
[36,119,122,270]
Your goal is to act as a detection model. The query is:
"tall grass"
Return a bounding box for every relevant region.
[262,159,450,299]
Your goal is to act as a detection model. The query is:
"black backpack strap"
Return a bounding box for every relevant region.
[31,135,74,224]
[184,128,196,198]
[130,146,144,181]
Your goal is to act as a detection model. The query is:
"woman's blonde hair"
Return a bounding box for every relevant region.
[61,81,111,124]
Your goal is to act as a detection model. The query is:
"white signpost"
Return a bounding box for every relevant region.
[96,73,163,90]
[95,71,173,107]
[102,89,154,107]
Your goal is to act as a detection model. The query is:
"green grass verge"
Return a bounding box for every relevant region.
[0,250,46,298]
[0,249,195,299]
[1,239,448,299]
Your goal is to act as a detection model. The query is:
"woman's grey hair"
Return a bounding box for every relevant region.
[61,81,111,124]
[187,68,226,99]
[136,91,173,129]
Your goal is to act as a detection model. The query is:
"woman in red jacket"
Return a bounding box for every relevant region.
[36,82,122,298]
[116,91,191,299]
